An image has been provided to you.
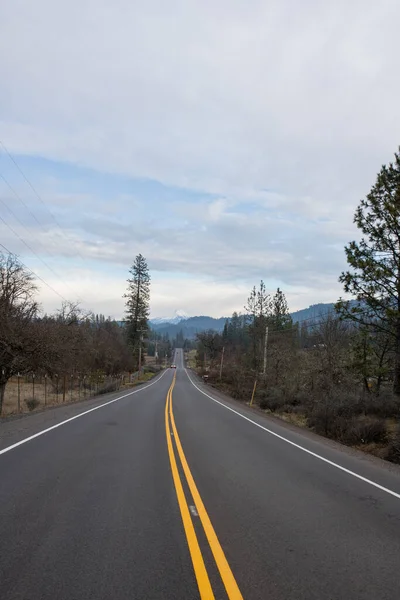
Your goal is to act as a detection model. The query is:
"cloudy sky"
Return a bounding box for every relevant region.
[1,0,399,318]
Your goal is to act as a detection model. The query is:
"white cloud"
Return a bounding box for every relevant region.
[1,0,399,315]
[2,0,399,199]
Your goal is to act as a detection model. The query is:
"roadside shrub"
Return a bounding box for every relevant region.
[25,397,40,411]
[144,365,158,374]
[362,391,400,418]
[276,403,294,414]
[308,407,388,445]
[307,405,338,437]
[258,387,285,411]
[288,389,309,407]
[341,417,388,445]
[98,381,119,395]
[386,426,400,464]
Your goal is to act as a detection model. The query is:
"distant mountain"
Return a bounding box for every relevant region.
[150,309,189,326]
[151,315,227,339]
[290,303,336,324]
[148,302,355,340]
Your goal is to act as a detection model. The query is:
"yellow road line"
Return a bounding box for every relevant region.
[169,382,244,600]
[165,376,215,600]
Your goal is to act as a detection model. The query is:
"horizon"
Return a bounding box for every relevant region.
[149,299,338,322]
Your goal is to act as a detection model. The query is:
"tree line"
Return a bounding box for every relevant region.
[195,148,400,463]
[0,252,156,414]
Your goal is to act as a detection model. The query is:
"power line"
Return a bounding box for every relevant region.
[0,172,51,236]
[0,242,67,302]
[239,308,374,337]
[0,213,77,301]
[0,175,84,299]
[0,140,85,260]
[0,194,52,259]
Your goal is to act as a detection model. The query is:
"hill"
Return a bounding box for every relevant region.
[290,303,336,324]
[149,302,350,339]
[151,315,227,339]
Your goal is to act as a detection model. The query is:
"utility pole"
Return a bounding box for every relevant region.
[219,346,225,380]
[262,325,268,380]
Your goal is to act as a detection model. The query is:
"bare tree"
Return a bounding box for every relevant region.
[0,253,39,411]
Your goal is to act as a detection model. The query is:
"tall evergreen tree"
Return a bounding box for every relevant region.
[257,280,271,318]
[124,254,150,368]
[245,281,271,370]
[271,288,292,330]
[336,148,400,395]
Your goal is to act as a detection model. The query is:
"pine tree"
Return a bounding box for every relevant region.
[124,254,150,369]
[336,148,400,395]
[222,319,229,341]
[257,280,271,318]
[271,288,292,330]
[245,281,271,370]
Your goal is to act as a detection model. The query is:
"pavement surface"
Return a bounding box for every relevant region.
[1,350,400,599]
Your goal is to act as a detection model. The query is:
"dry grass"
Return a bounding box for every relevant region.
[275,411,308,428]
[2,375,123,417]
[2,378,89,416]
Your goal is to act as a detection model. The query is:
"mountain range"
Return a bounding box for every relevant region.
[150,302,338,339]
[150,309,189,326]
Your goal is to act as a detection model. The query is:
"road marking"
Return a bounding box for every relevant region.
[189,505,199,517]
[185,369,400,502]
[169,387,244,599]
[0,369,169,457]
[165,377,215,600]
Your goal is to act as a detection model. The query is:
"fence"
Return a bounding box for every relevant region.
[2,373,126,417]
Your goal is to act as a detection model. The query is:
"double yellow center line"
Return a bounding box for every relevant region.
[165,374,243,600]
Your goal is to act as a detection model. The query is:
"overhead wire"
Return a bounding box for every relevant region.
[0,241,67,302]
[0,141,90,303]
[0,200,81,300]
[241,305,377,337]
[0,174,83,299]
[0,172,52,236]
[0,139,86,260]
[0,212,66,290]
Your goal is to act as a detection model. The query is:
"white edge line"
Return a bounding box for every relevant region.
[184,368,400,501]
[0,369,169,456]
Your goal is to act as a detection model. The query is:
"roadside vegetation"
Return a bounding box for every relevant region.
[0,253,170,416]
[193,149,400,464]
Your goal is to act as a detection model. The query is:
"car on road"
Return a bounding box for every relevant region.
[170,364,176,368]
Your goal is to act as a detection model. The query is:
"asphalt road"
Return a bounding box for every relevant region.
[1,350,400,599]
